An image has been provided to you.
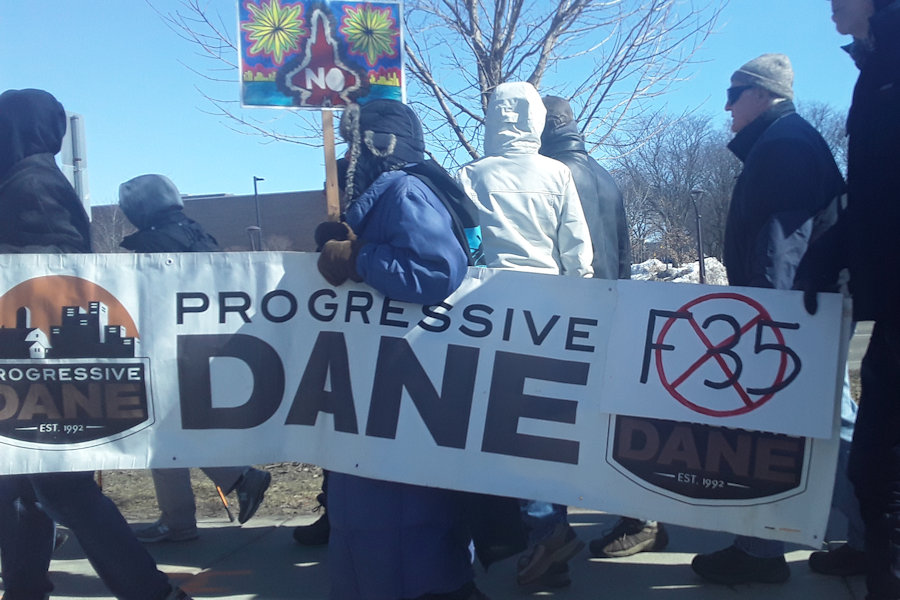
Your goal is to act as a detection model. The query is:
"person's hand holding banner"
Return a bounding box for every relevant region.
[318,237,363,286]
[314,220,356,251]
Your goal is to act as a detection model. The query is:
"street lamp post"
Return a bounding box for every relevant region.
[246,226,261,251]
[690,186,706,284]
[252,176,264,250]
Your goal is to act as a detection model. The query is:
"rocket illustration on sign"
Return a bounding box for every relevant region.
[239,0,404,108]
[278,8,367,107]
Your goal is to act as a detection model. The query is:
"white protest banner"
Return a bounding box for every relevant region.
[602,280,846,439]
[0,252,847,546]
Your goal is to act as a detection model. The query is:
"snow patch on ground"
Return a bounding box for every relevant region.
[630,257,728,286]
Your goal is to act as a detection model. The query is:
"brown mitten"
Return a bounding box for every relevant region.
[314,221,356,251]
[317,239,362,286]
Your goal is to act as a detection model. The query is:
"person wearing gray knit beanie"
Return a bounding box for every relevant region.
[692,50,847,586]
[724,53,795,133]
[731,53,794,100]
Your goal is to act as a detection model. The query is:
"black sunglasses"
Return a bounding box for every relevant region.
[727,85,754,105]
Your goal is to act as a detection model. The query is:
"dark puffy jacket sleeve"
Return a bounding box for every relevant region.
[744,139,830,290]
[348,173,468,305]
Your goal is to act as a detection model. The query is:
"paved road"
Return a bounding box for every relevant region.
[849,321,873,372]
[28,512,866,600]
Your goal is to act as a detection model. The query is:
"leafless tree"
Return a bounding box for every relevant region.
[90,206,135,253]
[615,114,711,264]
[615,102,853,267]
[798,100,848,176]
[150,0,724,165]
[148,0,324,147]
[616,171,659,263]
[406,0,724,166]
[695,125,739,260]
[264,234,297,251]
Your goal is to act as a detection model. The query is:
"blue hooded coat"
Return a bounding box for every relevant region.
[326,100,473,600]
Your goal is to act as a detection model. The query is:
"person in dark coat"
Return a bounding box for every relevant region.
[0,91,90,254]
[539,96,672,565]
[0,89,190,600]
[314,99,484,600]
[118,174,272,544]
[539,96,632,280]
[119,174,219,253]
[690,54,845,585]
[720,56,844,291]
[807,1,900,597]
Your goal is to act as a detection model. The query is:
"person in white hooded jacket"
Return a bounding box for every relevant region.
[457,81,593,278]
[456,81,592,590]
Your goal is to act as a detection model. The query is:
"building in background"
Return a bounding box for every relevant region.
[91,189,327,252]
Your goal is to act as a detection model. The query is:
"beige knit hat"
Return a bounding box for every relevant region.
[731,53,794,101]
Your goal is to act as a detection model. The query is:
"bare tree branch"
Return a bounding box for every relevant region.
[152,0,726,169]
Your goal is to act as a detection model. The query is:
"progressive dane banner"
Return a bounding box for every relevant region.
[0,252,848,546]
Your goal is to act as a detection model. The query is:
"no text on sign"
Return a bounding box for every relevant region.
[641,292,801,418]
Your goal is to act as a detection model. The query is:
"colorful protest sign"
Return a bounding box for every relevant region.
[238,0,404,108]
[0,252,847,546]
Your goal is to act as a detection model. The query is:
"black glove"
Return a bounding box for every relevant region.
[795,222,846,315]
[314,221,356,251]
[317,239,363,286]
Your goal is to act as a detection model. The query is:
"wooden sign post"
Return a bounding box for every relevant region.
[322,109,340,221]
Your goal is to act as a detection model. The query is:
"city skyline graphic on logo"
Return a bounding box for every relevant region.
[0,275,138,356]
[0,276,152,446]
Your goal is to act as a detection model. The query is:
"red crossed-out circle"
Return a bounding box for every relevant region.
[655,292,791,417]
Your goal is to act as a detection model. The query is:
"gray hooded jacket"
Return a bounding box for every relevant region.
[119,174,217,253]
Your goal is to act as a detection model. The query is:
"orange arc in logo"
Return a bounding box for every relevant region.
[0,276,138,339]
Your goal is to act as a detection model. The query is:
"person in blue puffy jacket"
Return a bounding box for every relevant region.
[313,99,485,600]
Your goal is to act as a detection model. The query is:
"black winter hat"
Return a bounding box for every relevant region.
[542,95,575,129]
[0,88,67,177]
[339,99,425,202]
[341,99,425,164]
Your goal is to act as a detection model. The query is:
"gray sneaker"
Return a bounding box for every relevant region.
[589,517,668,557]
[134,520,199,543]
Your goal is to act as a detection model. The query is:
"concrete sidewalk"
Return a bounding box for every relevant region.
[33,512,865,599]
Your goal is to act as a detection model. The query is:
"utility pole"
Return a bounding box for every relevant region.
[690,186,706,284]
[252,176,264,250]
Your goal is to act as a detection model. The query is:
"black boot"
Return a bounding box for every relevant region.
[293,491,330,546]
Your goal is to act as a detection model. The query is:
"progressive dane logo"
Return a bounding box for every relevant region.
[0,276,152,446]
[607,415,809,504]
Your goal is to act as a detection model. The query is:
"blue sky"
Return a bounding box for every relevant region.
[1,1,858,207]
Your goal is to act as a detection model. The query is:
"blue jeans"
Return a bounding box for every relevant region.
[520,500,567,544]
[833,365,864,550]
[0,471,172,600]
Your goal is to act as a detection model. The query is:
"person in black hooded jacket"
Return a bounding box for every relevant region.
[809,1,900,598]
[0,90,90,254]
[539,96,631,281]
[0,89,190,600]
